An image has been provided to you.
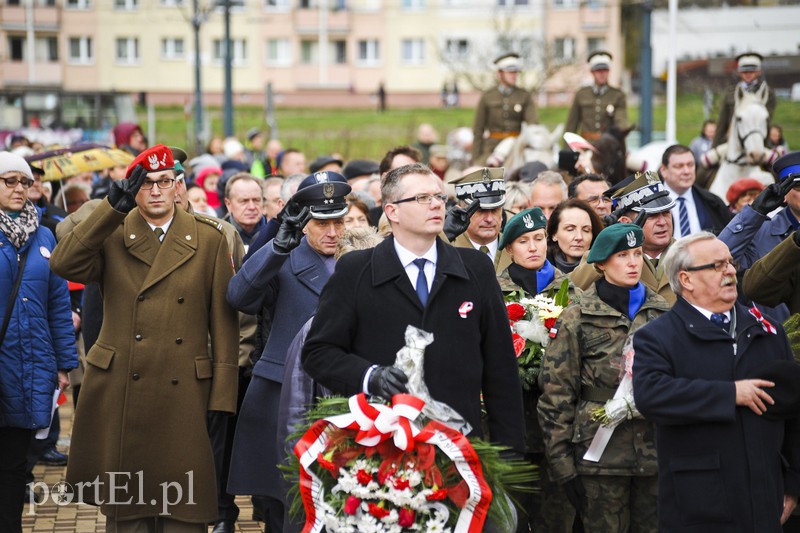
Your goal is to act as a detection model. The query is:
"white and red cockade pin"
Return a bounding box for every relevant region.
[458,301,473,319]
[749,306,777,334]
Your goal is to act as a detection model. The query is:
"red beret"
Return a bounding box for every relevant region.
[725,178,765,205]
[126,144,175,179]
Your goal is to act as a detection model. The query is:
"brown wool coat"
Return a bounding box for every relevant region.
[452,232,513,275]
[49,200,239,523]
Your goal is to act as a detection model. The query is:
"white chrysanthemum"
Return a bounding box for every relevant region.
[406,471,423,487]
[514,319,549,345]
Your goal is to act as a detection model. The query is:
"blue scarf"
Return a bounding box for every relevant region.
[628,282,646,320]
[537,260,555,293]
[508,259,555,296]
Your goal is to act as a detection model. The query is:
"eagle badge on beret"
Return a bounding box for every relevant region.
[523,213,534,229]
[626,231,637,247]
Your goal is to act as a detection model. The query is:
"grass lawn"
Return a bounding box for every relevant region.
[141,93,800,162]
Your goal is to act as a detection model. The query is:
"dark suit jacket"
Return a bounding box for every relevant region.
[691,185,733,235]
[633,298,800,532]
[301,236,526,452]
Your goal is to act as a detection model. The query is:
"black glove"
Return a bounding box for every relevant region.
[751,179,793,216]
[276,198,302,223]
[562,477,586,512]
[367,366,409,399]
[107,164,148,213]
[443,200,480,242]
[273,206,311,254]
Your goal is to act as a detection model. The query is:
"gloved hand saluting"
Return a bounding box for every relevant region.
[367,366,409,400]
[273,204,311,254]
[108,164,148,213]
[751,178,794,216]
[443,199,481,242]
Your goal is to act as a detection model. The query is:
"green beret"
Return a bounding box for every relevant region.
[498,207,547,249]
[586,223,643,264]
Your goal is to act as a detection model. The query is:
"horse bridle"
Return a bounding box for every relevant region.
[726,117,767,165]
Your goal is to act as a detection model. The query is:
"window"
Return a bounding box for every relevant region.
[332,40,346,65]
[161,38,185,60]
[68,37,93,64]
[37,37,58,62]
[401,0,424,9]
[66,0,92,7]
[357,39,380,66]
[553,37,576,61]
[401,38,425,66]
[300,40,316,64]
[8,36,24,62]
[213,39,248,66]
[266,39,291,66]
[160,0,185,5]
[498,0,528,6]
[587,37,606,54]
[265,0,290,8]
[553,0,577,6]
[445,38,469,60]
[115,37,139,65]
[114,0,138,9]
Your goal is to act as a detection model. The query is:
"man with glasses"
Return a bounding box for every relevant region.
[633,231,800,531]
[50,144,239,532]
[568,173,612,217]
[302,162,525,454]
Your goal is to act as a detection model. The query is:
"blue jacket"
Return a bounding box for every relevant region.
[0,225,77,429]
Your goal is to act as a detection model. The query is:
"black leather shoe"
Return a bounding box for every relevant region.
[39,449,68,466]
[211,520,235,533]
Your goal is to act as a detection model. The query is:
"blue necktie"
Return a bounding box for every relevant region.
[710,313,730,330]
[413,258,428,306]
[677,197,691,238]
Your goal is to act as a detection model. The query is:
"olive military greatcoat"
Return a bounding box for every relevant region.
[565,85,628,140]
[472,85,538,165]
[50,200,239,523]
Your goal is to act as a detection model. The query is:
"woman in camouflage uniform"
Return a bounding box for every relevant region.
[497,207,579,532]
[538,224,669,533]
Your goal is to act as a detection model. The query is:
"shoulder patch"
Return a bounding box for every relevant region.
[194,214,224,233]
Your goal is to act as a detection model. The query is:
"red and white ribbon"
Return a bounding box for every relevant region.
[749,306,777,334]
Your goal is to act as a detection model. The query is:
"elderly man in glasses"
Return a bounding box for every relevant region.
[632,232,800,532]
[50,144,239,532]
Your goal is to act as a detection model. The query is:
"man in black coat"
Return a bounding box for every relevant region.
[632,232,800,532]
[660,144,732,238]
[301,163,525,452]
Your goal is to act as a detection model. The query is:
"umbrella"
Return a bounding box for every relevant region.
[28,143,135,182]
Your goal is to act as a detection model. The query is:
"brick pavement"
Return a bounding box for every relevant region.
[23,395,267,532]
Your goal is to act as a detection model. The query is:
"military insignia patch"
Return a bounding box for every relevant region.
[323,183,335,199]
[626,231,636,247]
[523,213,534,229]
[315,172,329,183]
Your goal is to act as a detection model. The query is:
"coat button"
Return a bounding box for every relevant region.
[137,295,145,302]
[132,373,140,380]
[171,378,178,385]
[175,338,182,344]
[177,297,184,304]
[135,334,142,341]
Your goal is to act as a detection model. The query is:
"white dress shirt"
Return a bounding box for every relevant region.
[666,184,701,239]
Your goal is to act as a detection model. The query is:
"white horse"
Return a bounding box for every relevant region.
[707,85,775,201]
[487,123,563,173]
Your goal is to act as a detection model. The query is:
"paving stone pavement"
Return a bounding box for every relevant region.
[23,395,267,532]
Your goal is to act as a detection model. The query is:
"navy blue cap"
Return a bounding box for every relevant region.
[292,171,352,219]
[773,151,800,182]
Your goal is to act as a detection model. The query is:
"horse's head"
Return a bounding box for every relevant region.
[519,123,563,152]
[730,86,769,165]
[588,126,633,184]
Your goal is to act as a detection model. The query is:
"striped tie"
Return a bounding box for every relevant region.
[677,197,691,238]
[154,227,165,242]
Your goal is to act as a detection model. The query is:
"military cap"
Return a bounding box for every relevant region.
[126,144,174,179]
[772,151,800,183]
[588,51,612,72]
[748,360,800,420]
[309,155,344,174]
[609,171,675,215]
[342,159,380,181]
[451,167,506,209]
[169,146,188,175]
[494,53,521,72]
[291,171,352,219]
[498,207,547,249]
[587,223,643,264]
[518,161,548,183]
[736,52,763,73]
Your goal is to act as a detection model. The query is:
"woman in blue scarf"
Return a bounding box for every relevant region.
[537,223,669,533]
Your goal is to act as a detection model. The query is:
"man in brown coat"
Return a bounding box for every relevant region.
[50,144,239,532]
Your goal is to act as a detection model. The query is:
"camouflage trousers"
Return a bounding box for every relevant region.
[579,475,657,533]
[516,455,576,533]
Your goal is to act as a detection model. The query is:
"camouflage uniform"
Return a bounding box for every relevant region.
[565,85,628,141]
[471,85,537,165]
[498,266,580,533]
[537,283,668,532]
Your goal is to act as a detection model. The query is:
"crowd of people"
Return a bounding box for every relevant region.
[0,47,799,533]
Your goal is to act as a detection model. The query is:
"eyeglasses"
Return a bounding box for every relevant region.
[685,259,739,272]
[0,176,34,189]
[392,193,448,205]
[584,195,612,205]
[140,178,176,190]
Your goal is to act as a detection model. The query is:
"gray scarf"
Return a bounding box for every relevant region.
[0,200,39,249]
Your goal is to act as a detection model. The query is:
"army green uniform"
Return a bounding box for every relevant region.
[711,79,777,148]
[538,283,668,532]
[452,232,512,275]
[743,232,800,314]
[565,85,628,141]
[471,85,537,165]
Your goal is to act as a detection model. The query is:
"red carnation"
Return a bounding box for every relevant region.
[343,496,360,515]
[368,502,390,519]
[506,303,526,322]
[393,477,410,490]
[512,333,526,358]
[544,317,557,331]
[427,488,448,501]
[356,469,372,485]
[317,453,338,476]
[398,508,415,527]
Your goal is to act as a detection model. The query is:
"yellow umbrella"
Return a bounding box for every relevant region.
[32,145,135,182]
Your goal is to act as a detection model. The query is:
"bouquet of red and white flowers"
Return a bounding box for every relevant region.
[505,279,570,391]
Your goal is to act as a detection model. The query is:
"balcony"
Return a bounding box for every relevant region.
[0,4,61,31]
[0,61,62,87]
[294,63,352,88]
[293,8,351,34]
